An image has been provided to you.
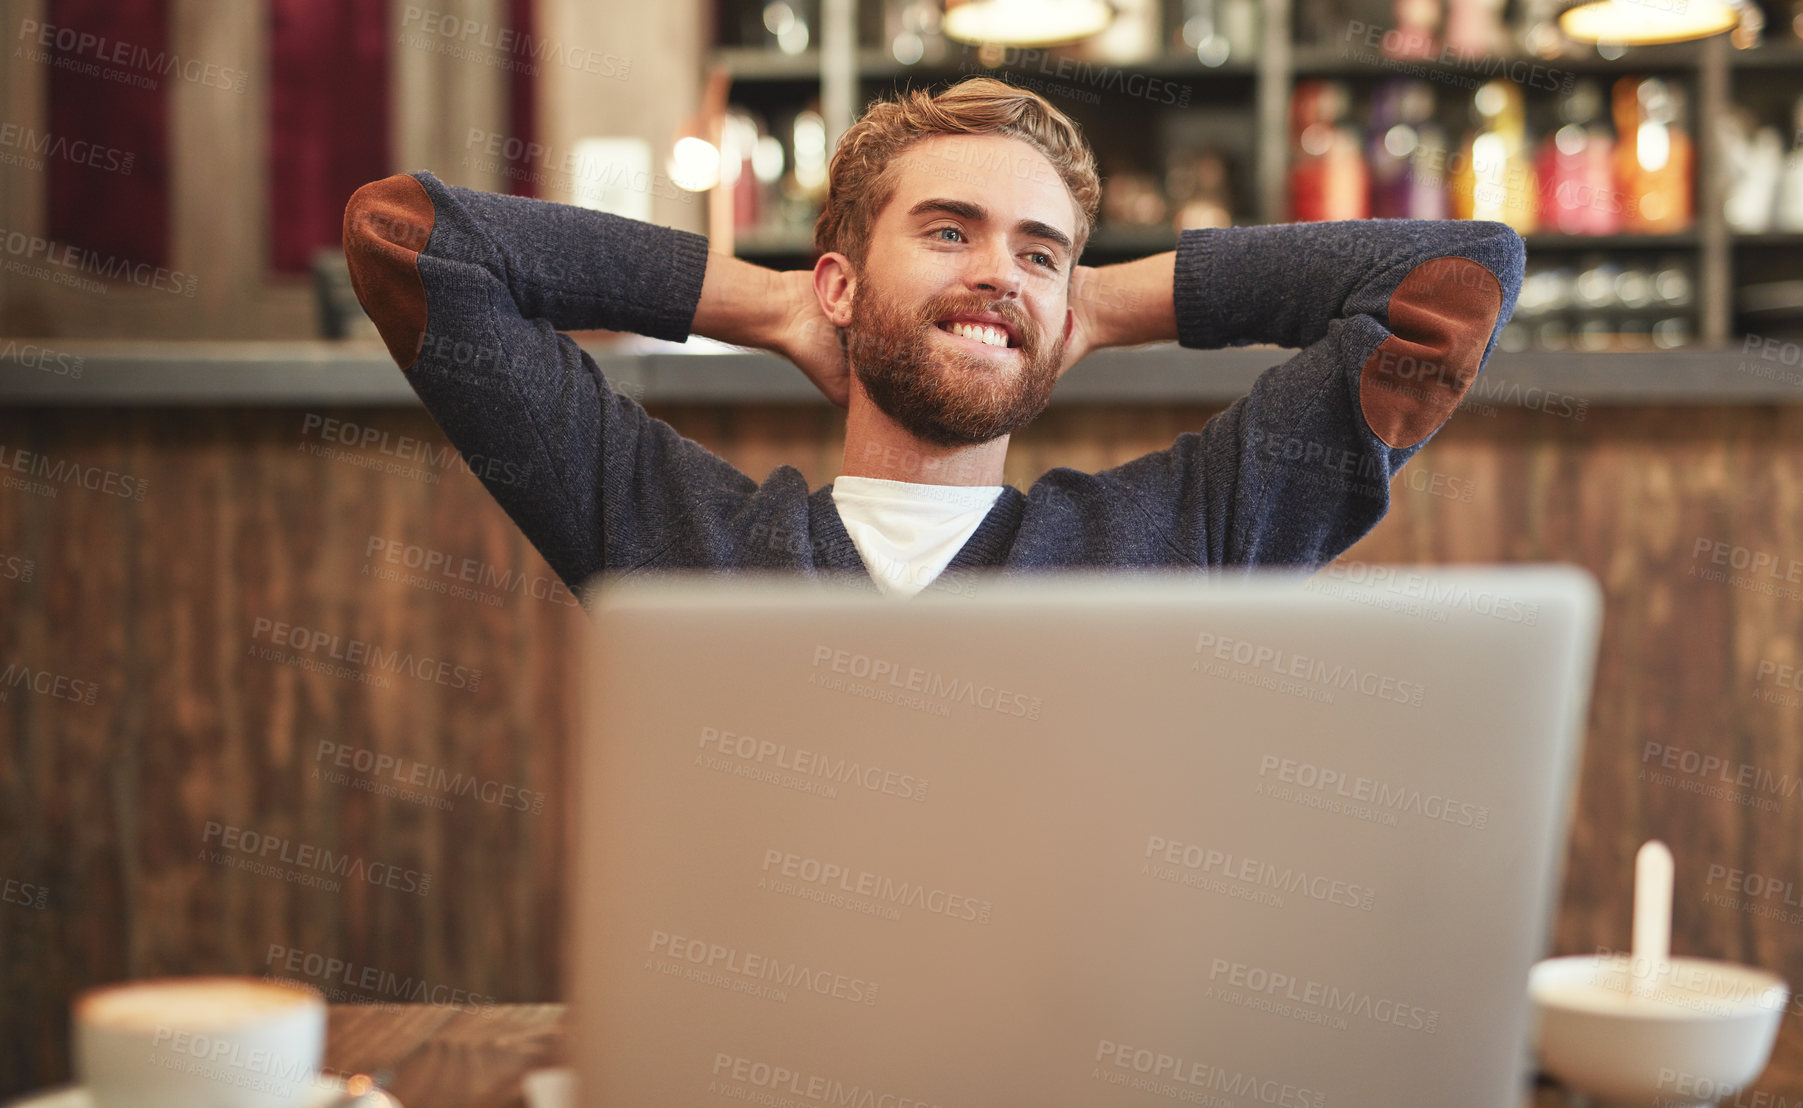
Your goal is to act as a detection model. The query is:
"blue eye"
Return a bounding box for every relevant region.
[934,226,963,242]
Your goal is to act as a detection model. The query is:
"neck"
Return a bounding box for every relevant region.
[838,377,1009,486]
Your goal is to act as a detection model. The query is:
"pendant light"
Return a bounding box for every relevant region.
[1557,0,1741,45]
[941,0,1114,47]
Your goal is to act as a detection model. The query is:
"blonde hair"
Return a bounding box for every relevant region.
[813,76,1101,273]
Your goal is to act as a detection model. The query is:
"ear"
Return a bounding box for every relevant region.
[813,252,857,328]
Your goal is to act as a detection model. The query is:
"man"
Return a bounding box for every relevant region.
[342,77,1523,600]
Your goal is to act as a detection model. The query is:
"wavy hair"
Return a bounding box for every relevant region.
[813,76,1101,273]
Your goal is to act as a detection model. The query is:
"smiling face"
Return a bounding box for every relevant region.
[838,133,1079,447]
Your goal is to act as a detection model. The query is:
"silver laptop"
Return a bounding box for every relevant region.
[571,565,1602,1107]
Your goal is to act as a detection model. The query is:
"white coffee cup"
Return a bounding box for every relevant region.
[73,975,327,1108]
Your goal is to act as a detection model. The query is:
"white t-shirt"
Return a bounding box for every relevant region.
[830,475,1005,598]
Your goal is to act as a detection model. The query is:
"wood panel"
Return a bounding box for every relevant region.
[3,402,1803,1096]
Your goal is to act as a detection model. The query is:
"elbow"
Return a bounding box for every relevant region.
[1358,251,1508,449]
[342,174,436,369]
[1467,220,1527,313]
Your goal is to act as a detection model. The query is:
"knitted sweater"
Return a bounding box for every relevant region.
[342,171,1524,597]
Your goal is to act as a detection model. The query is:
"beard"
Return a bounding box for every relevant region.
[844,277,1065,448]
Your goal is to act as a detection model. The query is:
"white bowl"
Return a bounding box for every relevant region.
[1530,954,1788,1108]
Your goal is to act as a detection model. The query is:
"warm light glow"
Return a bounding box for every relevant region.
[1558,0,1738,45]
[942,0,1113,46]
[669,136,721,193]
[1635,123,1671,172]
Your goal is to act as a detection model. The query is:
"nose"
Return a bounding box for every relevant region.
[964,236,1022,301]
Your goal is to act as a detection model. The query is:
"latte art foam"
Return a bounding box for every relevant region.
[78,977,321,1031]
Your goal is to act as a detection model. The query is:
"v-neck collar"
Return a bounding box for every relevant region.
[808,482,1028,592]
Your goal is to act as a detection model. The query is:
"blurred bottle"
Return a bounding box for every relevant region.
[1612,76,1693,233]
[750,0,815,53]
[1181,0,1259,66]
[1515,0,1567,58]
[1777,94,1803,230]
[1445,0,1507,55]
[1368,81,1447,219]
[777,108,829,236]
[1450,79,1538,232]
[1719,109,1783,233]
[1290,81,1369,221]
[883,0,948,66]
[1535,80,1618,235]
[1169,150,1235,229]
[1388,0,1442,58]
[1101,169,1171,227]
[722,109,764,233]
[1652,257,1693,308]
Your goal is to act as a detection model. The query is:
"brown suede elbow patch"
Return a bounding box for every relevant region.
[1358,256,1503,449]
[342,174,435,370]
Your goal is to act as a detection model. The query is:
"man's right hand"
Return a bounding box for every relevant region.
[693,253,850,409]
[768,269,850,409]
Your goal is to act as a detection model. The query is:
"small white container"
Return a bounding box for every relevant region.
[1530,953,1788,1108]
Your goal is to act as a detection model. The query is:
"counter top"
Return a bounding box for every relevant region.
[2,338,1797,406]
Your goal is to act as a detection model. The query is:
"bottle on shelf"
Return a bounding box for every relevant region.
[722,108,764,234]
[1509,255,1695,351]
[746,0,815,53]
[776,108,829,240]
[1445,0,1508,57]
[1777,93,1803,231]
[883,0,948,66]
[1368,80,1448,220]
[1612,76,1693,234]
[1534,80,1618,236]
[1290,81,1370,221]
[1387,0,1442,58]
[1168,150,1235,230]
[1180,0,1259,65]
[1719,107,1784,233]
[1449,79,1538,233]
[1514,0,1567,59]
[1101,167,1171,229]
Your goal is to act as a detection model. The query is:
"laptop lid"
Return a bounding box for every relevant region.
[572,565,1601,1107]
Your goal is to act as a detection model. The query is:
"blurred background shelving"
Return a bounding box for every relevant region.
[705,0,1803,356]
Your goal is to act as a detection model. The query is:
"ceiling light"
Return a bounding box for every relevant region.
[1557,0,1739,45]
[941,0,1113,47]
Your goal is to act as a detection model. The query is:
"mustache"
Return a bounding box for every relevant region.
[919,297,1034,347]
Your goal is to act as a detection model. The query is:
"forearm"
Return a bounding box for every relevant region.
[691,250,789,351]
[1170,220,1526,352]
[1078,251,1178,350]
[347,173,712,356]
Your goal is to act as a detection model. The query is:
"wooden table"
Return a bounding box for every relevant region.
[326,1005,563,1108]
[321,1004,1760,1108]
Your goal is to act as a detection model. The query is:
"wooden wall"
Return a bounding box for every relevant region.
[4,401,1803,1095]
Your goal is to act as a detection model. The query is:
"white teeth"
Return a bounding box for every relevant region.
[946,321,1009,348]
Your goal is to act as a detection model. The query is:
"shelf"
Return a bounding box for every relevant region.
[709,47,820,80]
[5,340,1800,407]
[708,22,1795,349]
[1732,232,1803,247]
[714,38,1803,84]
[1522,232,1699,250]
[734,232,819,259]
[1727,42,1803,69]
[855,48,1258,82]
[1087,226,1183,253]
[1283,41,1708,77]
